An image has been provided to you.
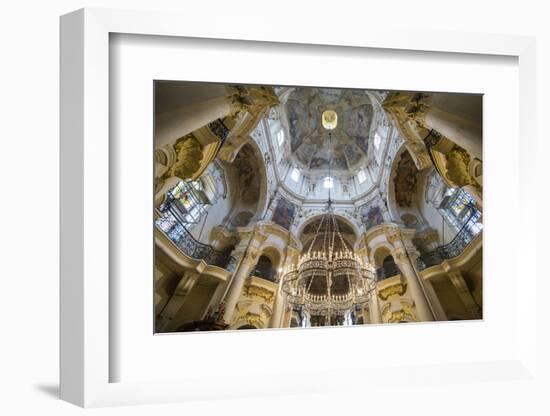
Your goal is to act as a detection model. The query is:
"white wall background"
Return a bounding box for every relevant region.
[0,0,548,414]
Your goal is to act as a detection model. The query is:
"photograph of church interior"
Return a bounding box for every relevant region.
[154,82,483,333]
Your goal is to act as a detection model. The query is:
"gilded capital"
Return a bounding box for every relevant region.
[392,247,408,262]
[227,85,279,117]
[386,229,402,244]
[242,247,260,266]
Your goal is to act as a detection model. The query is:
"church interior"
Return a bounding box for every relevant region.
[153,82,483,332]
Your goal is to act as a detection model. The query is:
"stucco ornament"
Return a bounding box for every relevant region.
[445,146,473,187]
[170,135,203,179]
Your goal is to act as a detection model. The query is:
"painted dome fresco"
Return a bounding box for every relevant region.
[283,87,379,171]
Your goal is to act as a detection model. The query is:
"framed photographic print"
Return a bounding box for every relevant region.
[152,80,483,334]
[60,7,538,408]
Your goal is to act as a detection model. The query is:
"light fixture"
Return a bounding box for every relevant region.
[281,211,377,323]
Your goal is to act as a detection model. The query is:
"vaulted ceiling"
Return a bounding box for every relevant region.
[284,87,376,171]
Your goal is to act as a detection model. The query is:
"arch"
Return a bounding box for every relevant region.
[371,245,394,267]
[259,245,283,270]
[221,140,269,230]
[296,212,361,243]
[250,254,277,281]
[386,141,420,223]
[297,213,360,253]
[240,139,270,223]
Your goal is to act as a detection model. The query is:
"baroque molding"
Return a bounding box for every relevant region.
[241,283,276,304]
[378,281,408,301]
[382,92,432,170]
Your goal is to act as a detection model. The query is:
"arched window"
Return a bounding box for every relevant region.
[323,176,334,189]
[374,132,382,150]
[290,167,300,182]
[357,169,367,184]
[157,179,210,231]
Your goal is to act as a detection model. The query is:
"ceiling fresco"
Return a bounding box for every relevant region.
[284,88,375,171]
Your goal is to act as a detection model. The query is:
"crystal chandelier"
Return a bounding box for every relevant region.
[281,110,377,324]
[281,208,377,317]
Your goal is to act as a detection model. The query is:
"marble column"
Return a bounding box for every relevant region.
[269,246,297,328]
[424,94,482,161]
[282,306,293,328]
[155,95,237,149]
[222,244,262,324]
[392,246,434,322]
[369,289,383,324]
[270,285,286,328]
[201,282,227,320]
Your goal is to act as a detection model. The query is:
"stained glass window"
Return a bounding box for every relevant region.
[439,187,483,236]
[157,180,210,230]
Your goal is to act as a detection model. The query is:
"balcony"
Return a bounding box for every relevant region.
[417,218,482,271]
[155,201,236,271]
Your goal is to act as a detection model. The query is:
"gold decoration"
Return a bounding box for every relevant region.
[382,92,432,170]
[381,300,417,323]
[242,284,275,304]
[378,281,407,301]
[403,93,431,125]
[170,135,203,180]
[227,85,279,116]
[393,151,419,207]
[321,110,338,130]
[445,146,472,187]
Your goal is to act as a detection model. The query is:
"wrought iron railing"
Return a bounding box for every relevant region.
[423,129,443,150]
[417,219,482,271]
[155,207,234,270]
[207,119,230,143]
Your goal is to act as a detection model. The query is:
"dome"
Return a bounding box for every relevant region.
[282,87,381,171]
[266,86,391,201]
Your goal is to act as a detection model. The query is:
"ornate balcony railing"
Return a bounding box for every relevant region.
[155,208,234,271]
[207,119,230,143]
[376,261,401,281]
[423,129,443,150]
[417,219,481,271]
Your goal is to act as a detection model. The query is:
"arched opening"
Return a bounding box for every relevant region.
[298,214,358,250]
[249,254,278,282]
[381,255,401,280]
[372,246,401,281]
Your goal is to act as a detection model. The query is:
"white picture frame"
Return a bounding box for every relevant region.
[60,7,538,408]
